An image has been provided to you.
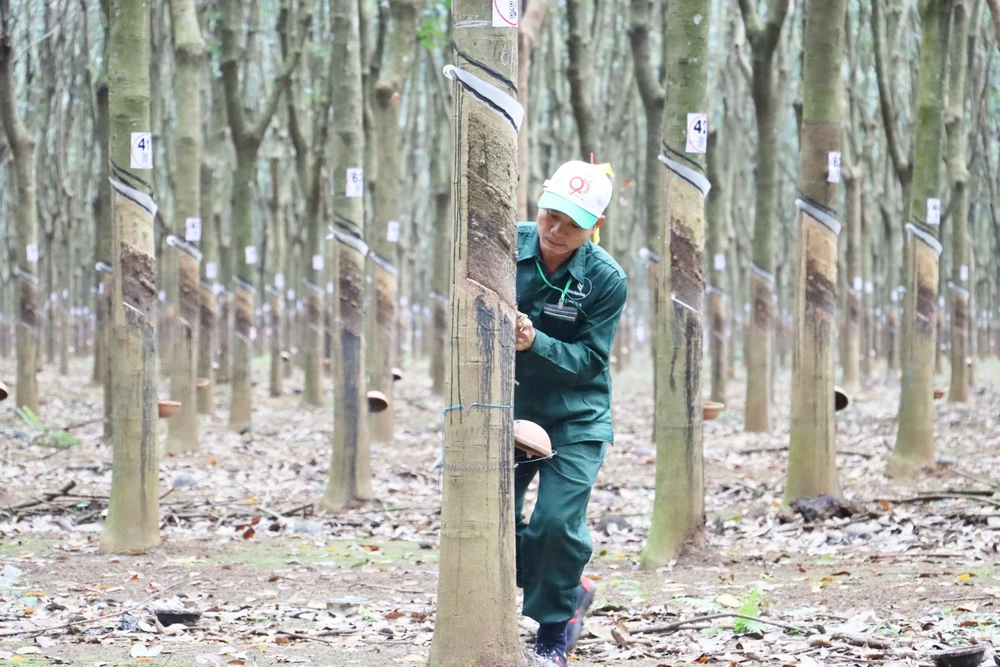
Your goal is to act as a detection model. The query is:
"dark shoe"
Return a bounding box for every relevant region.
[566,575,596,652]
[534,644,568,667]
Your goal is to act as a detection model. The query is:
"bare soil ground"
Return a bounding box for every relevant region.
[2,353,999,666]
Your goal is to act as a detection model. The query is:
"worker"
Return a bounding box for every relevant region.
[514,160,628,667]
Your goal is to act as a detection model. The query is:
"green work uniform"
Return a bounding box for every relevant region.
[514,221,627,624]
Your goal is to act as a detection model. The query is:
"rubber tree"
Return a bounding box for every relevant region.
[0,0,40,415]
[946,0,976,402]
[218,0,304,431]
[427,1,522,662]
[166,0,205,455]
[428,53,451,395]
[706,127,728,404]
[100,0,159,554]
[640,0,711,569]
[368,0,425,444]
[516,0,549,219]
[886,0,952,478]
[267,154,285,398]
[320,0,371,510]
[197,163,217,416]
[783,0,848,503]
[737,0,790,433]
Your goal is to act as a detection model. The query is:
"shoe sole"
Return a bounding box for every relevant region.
[566,579,597,652]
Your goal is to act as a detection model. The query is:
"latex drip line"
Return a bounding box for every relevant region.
[265,284,282,297]
[95,262,113,274]
[905,223,944,256]
[947,281,970,297]
[166,235,204,262]
[658,153,712,197]
[429,291,448,304]
[751,263,775,284]
[443,65,524,135]
[706,285,726,297]
[233,276,255,293]
[15,267,38,285]
[672,296,699,313]
[370,251,399,277]
[332,215,363,237]
[329,225,370,257]
[796,197,842,236]
[453,47,518,92]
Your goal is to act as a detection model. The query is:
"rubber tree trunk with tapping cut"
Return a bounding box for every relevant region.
[368,0,425,444]
[218,0,303,431]
[947,0,973,403]
[429,66,451,396]
[640,0,711,569]
[302,61,335,408]
[842,164,862,392]
[427,3,521,664]
[197,164,217,416]
[166,0,205,455]
[739,0,790,433]
[0,1,39,415]
[268,156,285,398]
[100,0,159,554]
[887,0,951,478]
[320,0,371,510]
[706,130,728,404]
[783,0,848,504]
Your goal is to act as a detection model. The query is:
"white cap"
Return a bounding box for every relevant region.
[538,160,614,230]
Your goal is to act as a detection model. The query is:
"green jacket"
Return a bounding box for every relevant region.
[515,222,628,447]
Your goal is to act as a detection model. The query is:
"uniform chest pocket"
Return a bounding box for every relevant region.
[540,303,582,342]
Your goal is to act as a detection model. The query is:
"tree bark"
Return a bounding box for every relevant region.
[783,0,848,504]
[842,165,862,392]
[0,0,39,415]
[706,130,728,403]
[197,164,216,416]
[166,0,205,455]
[100,0,159,554]
[429,56,451,395]
[428,3,522,662]
[640,0,711,569]
[739,0,790,433]
[321,0,371,510]
[268,156,285,398]
[887,0,952,479]
[517,0,549,220]
[368,0,425,444]
[947,0,973,403]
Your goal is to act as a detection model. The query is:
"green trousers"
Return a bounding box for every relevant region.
[515,441,607,624]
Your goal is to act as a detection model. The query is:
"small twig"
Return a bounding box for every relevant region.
[276,630,339,645]
[879,494,1000,508]
[634,612,810,635]
[0,578,199,638]
[4,481,77,512]
[61,417,105,431]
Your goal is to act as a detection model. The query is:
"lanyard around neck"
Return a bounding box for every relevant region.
[535,258,574,307]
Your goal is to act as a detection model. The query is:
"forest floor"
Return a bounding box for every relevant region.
[1,352,999,667]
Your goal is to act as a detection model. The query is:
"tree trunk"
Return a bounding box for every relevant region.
[842,166,862,391]
[101,0,159,554]
[517,0,549,220]
[197,164,217,415]
[947,0,972,403]
[0,3,39,414]
[368,0,424,444]
[166,0,205,455]
[706,130,728,404]
[429,65,451,395]
[783,0,848,503]
[428,5,522,663]
[268,156,285,398]
[741,0,790,433]
[887,0,951,479]
[321,0,371,510]
[640,0,711,569]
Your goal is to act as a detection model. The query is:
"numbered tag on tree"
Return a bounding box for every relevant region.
[287,289,296,301]
[62,288,69,299]
[852,276,863,292]
[26,243,39,262]
[713,253,726,271]
[206,262,218,280]
[312,254,324,271]
[98,282,105,295]
[492,0,518,27]
[960,265,969,282]
[686,113,708,154]
[827,152,841,183]
[159,290,167,302]
[245,246,258,265]
[326,281,334,294]
[274,273,285,289]
[249,326,258,341]
[926,198,941,225]
[865,281,874,295]
[387,220,401,243]
[185,217,202,242]
[345,168,364,198]
[131,132,153,169]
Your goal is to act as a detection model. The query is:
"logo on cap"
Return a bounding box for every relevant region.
[568,175,591,195]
